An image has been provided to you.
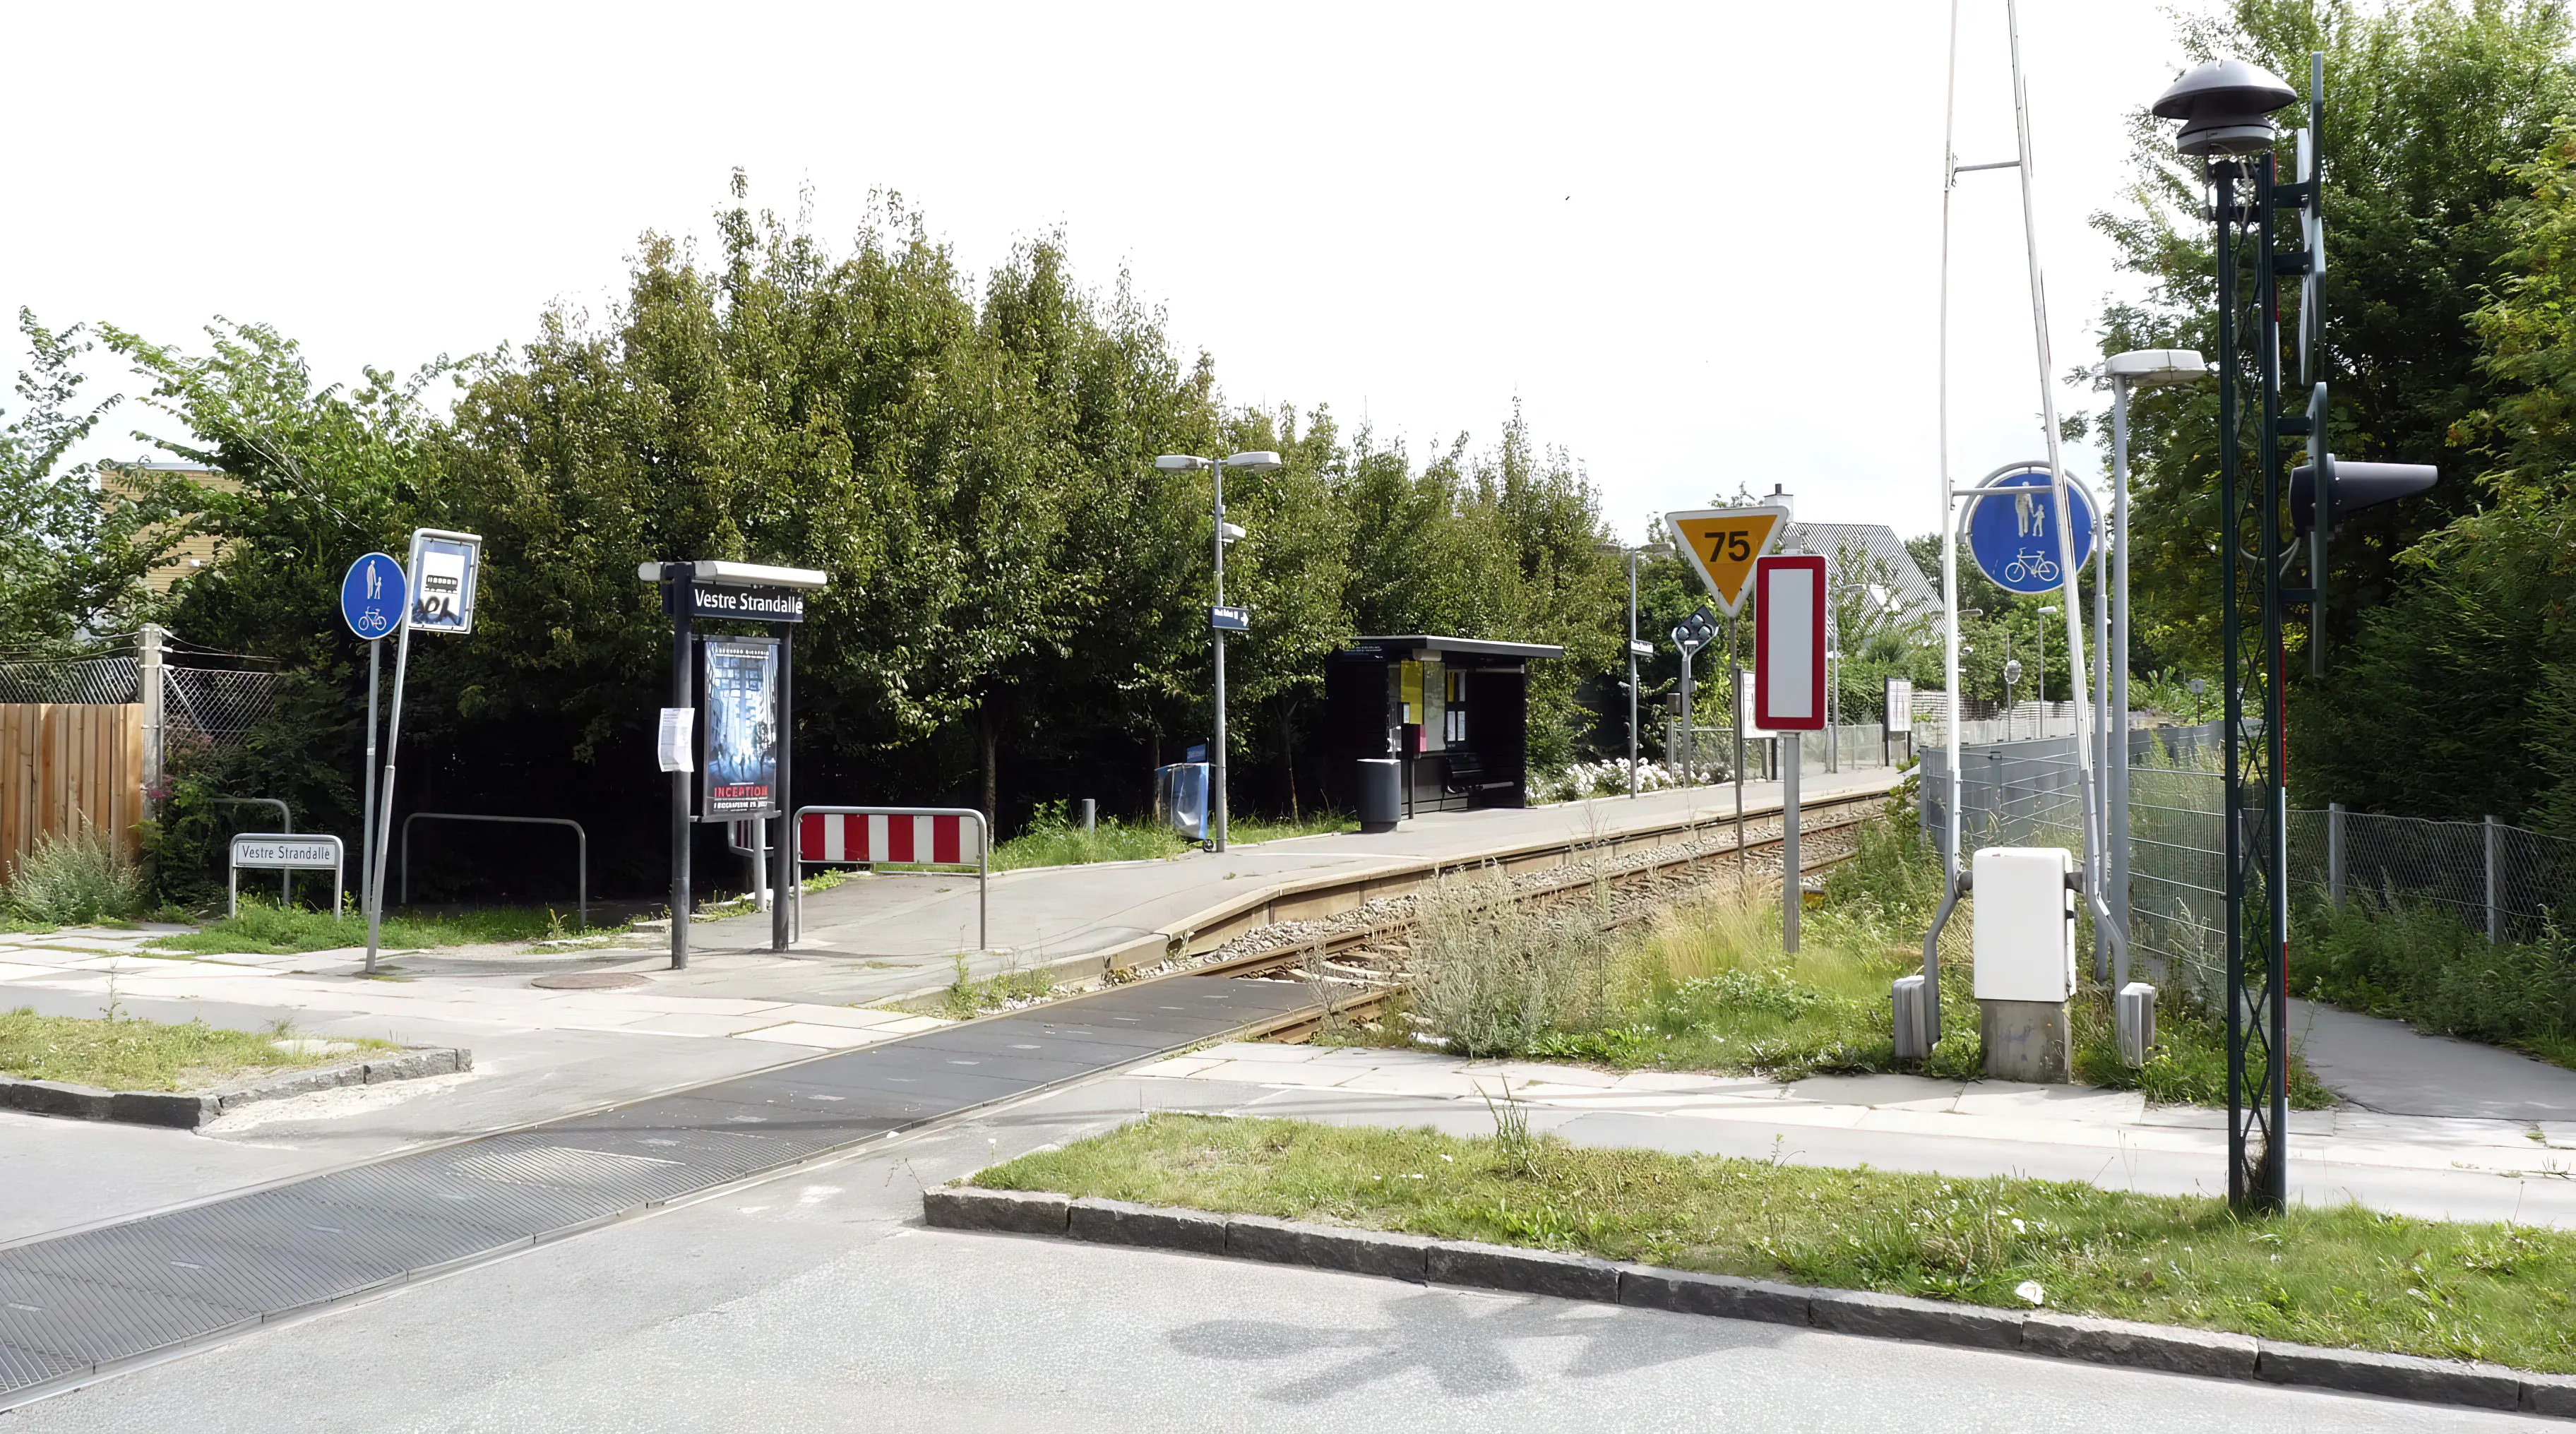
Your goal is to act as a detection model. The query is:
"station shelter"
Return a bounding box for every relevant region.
[1320,635,1563,816]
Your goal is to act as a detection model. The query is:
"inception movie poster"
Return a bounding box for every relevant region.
[701,638,779,815]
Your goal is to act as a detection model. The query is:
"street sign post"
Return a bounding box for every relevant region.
[1964,467,2098,595]
[1755,555,1826,953]
[341,552,405,936]
[366,530,483,974]
[1666,506,1789,615]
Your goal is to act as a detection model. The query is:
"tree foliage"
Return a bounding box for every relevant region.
[15,179,1633,897]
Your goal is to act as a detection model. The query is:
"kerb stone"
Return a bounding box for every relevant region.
[1067,1198,1228,1255]
[1225,1215,1431,1280]
[2257,1341,2520,1409]
[1808,1289,2024,1351]
[2022,1311,2256,1380]
[921,1185,1070,1236]
[1616,1265,1811,1327]
[1426,1240,1618,1303]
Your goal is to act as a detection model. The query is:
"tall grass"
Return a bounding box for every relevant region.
[2,825,143,928]
[2294,890,2576,1069]
[1409,866,1618,1056]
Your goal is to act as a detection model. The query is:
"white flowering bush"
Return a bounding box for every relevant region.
[1532,758,1702,803]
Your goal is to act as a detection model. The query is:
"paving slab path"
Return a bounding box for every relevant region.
[2289,998,2576,1123]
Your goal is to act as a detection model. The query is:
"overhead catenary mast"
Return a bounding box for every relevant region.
[1923,0,2126,1045]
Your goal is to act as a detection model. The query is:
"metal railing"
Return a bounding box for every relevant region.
[793,806,989,951]
[400,813,588,928]
[210,796,291,904]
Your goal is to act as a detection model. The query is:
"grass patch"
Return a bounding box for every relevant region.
[2294,892,2576,1072]
[1381,806,2332,1104]
[901,957,1058,1020]
[978,1112,2576,1373]
[0,1006,393,1092]
[146,897,589,956]
[991,801,1356,871]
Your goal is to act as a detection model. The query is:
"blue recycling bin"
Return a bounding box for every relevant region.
[1155,762,1209,842]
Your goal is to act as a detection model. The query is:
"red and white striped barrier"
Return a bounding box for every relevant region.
[797,811,980,866]
[790,806,989,950]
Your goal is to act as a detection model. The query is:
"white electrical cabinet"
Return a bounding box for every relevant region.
[1972,847,2075,1003]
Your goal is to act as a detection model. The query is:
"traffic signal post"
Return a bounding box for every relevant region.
[2154,52,2437,1212]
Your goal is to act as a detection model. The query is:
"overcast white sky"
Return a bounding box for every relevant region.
[5,0,2219,548]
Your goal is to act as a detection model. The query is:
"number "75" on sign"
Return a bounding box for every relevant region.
[1707,529,1754,561]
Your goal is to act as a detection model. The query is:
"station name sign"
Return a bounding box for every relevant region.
[685,584,806,623]
[229,836,342,870]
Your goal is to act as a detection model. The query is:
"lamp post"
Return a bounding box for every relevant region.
[1156,450,1283,854]
[2104,348,2210,984]
[1599,539,1674,796]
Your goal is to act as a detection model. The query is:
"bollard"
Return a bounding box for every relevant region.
[2116,981,2157,1068]
[1080,799,1096,838]
[1891,974,1929,1060]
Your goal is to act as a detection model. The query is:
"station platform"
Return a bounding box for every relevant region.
[679,767,1907,1006]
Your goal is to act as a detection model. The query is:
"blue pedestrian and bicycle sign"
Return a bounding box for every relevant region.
[1965,466,2098,595]
[340,552,407,640]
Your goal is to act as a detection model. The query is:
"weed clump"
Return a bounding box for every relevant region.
[3,825,143,928]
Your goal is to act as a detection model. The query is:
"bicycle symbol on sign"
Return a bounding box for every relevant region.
[2003,549,2061,585]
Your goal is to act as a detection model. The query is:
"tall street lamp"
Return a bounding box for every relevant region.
[1599,538,1674,796]
[2103,347,2209,977]
[1157,450,1284,854]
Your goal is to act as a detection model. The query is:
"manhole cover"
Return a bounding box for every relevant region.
[530,972,648,991]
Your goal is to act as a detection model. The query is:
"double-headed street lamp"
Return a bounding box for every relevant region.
[1598,538,1674,796]
[1156,450,1283,854]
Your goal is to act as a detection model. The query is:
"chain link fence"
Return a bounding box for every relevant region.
[162,665,275,750]
[0,640,276,760]
[1921,725,2576,1005]
[0,654,141,705]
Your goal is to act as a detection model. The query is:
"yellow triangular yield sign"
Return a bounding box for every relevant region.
[1666,507,1789,616]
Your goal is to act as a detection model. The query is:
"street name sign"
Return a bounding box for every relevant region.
[1210,604,1251,632]
[1964,467,2096,596]
[684,583,807,623]
[229,833,344,919]
[1666,506,1789,616]
[340,553,406,641]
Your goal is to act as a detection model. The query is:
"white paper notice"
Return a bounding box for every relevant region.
[657,707,695,772]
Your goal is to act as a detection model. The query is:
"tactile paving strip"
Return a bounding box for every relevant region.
[0,974,1316,1404]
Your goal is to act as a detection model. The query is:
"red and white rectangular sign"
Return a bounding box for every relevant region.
[1754,555,1826,731]
[797,812,979,866]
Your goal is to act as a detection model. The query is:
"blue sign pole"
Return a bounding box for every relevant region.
[1964,466,2099,596]
[341,554,405,931]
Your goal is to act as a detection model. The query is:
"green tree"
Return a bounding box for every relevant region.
[0,311,174,650]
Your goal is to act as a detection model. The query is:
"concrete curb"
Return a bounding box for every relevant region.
[924,1187,2575,1418]
[0,1046,472,1130]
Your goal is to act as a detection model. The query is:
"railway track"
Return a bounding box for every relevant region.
[1155,795,1885,1043]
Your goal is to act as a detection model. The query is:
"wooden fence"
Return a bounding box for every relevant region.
[1,704,145,878]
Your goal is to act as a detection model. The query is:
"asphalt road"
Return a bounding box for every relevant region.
[0,1077,2549,1433]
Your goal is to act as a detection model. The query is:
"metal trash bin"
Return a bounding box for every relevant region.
[1155,762,1209,842]
[1357,758,1402,833]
